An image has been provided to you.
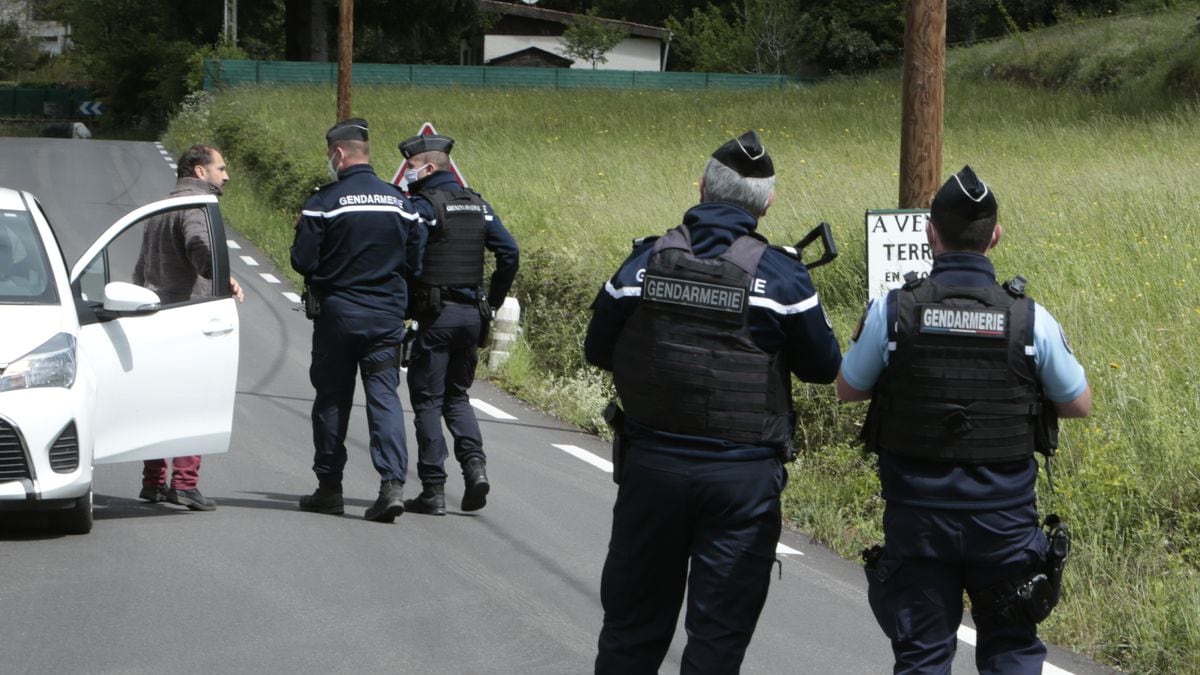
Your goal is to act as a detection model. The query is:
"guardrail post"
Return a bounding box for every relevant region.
[488,296,521,370]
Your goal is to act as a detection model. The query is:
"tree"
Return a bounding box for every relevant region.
[560,8,628,69]
[665,5,753,73]
[0,21,46,80]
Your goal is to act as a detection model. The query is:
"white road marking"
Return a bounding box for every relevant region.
[776,543,804,556]
[553,444,808,558]
[955,625,1072,674]
[470,398,517,420]
[259,273,280,283]
[168,163,177,170]
[282,292,301,303]
[226,240,241,249]
[239,256,258,266]
[553,444,612,472]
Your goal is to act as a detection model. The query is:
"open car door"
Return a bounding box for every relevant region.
[68,195,240,464]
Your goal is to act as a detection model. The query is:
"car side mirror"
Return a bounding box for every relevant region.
[99,281,161,318]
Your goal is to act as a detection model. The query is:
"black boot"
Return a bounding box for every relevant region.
[404,484,446,516]
[299,483,344,515]
[364,479,405,523]
[462,458,490,512]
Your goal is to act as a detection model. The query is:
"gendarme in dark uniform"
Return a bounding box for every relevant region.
[397,133,519,516]
[290,118,423,523]
[837,166,1092,673]
[585,131,842,673]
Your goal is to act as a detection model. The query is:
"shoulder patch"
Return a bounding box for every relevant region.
[1059,325,1074,354]
[851,300,872,342]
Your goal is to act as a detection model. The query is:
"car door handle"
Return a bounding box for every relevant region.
[202,320,236,337]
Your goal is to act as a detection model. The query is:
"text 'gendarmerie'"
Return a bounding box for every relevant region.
[919,306,1007,337]
[643,275,746,313]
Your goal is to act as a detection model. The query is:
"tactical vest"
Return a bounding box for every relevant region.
[612,225,792,446]
[862,276,1042,463]
[417,189,487,288]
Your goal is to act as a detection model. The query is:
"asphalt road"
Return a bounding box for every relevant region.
[0,137,1115,674]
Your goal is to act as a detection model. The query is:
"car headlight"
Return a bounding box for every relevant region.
[0,333,77,392]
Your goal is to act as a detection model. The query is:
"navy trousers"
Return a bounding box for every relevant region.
[406,302,484,486]
[309,307,407,484]
[595,449,785,675]
[866,502,1050,674]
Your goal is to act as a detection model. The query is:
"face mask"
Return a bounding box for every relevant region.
[327,154,339,180]
[404,163,432,185]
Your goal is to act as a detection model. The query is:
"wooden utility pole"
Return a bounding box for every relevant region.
[898,0,946,209]
[336,0,353,121]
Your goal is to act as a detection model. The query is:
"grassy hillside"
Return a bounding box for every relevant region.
[163,10,1200,670]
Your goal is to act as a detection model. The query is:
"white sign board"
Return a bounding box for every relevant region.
[865,209,932,301]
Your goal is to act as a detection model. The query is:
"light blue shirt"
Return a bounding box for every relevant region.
[841,295,1087,403]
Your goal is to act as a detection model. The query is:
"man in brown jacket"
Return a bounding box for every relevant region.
[133,143,243,511]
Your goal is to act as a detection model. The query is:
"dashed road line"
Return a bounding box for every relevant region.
[282,291,301,303]
[259,273,280,284]
[226,240,241,249]
[553,444,612,472]
[471,398,517,420]
[239,255,259,266]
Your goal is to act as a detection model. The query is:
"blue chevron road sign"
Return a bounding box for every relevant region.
[78,101,104,116]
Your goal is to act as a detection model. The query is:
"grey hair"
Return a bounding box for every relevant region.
[701,158,775,215]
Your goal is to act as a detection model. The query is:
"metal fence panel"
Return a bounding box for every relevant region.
[0,87,92,117]
[203,60,809,92]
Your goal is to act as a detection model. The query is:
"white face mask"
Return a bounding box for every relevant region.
[404,163,432,185]
[327,154,339,180]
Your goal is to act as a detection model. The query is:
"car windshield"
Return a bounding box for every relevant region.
[0,210,58,305]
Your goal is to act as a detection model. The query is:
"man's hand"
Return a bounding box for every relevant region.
[229,276,245,303]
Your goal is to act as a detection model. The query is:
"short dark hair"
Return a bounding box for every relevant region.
[931,214,997,252]
[177,144,218,179]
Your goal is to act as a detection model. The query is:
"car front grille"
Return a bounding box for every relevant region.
[0,419,32,481]
[49,422,79,473]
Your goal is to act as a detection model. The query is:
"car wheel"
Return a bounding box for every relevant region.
[50,488,93,535]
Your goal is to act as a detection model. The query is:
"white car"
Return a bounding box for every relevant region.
[0,187,239,534]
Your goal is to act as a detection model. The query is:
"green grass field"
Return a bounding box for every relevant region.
[163,9,1200,670]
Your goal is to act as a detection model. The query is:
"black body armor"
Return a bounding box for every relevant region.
[862,276,1042,463]
[612,226,792,446]
[417,188,487,288]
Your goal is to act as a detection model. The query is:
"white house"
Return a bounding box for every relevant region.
[0,0,71,56]
[475,0,671,72]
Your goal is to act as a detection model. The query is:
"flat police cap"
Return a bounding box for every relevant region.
[399,134,455,158]
[931,165,998,229]
[326,118,369,144]
[711,130,774,179]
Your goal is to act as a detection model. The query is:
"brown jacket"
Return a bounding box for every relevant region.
[132,177,222,303]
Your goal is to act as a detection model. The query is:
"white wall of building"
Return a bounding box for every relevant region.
[0,0,71,55]
[485,34,662,71]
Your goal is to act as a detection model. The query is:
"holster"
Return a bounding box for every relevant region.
[603,401,629,485]
[302,284,321,320]
[970,514,1071,626]
[400,323,418,368]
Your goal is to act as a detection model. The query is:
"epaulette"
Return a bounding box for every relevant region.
[902,271,925,289]
[631,235,659,251]
[311,179,336,193]
[1003,275,1028,298]
[770,244,802,262]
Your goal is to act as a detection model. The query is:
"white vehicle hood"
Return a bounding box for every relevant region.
[0,305,72,368]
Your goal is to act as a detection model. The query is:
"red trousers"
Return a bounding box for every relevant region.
[142,456,202,490]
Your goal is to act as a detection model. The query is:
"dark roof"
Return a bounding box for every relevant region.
[477,0,671,40]
[485,46,574,67]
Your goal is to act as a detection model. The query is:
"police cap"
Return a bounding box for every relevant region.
[931,165,997,230]
[399,134,454,158]
[326,118,369,145]
[711,130,774,179]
